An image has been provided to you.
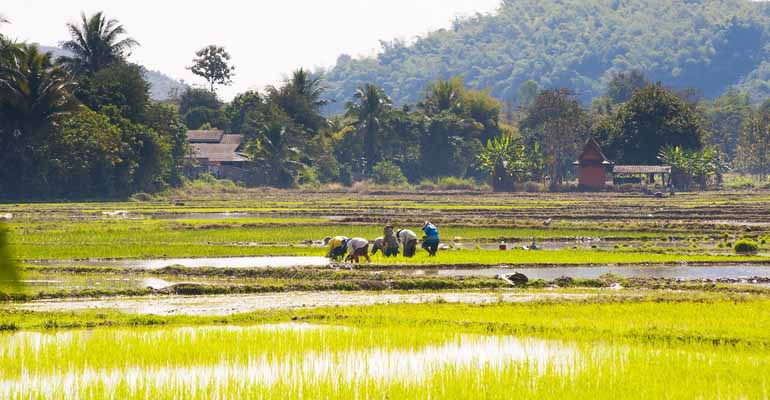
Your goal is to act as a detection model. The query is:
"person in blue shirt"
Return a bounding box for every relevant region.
[421,221,440,256]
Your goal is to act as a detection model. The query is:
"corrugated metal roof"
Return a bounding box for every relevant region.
[189,143,250,163]
[613,165,671,174]
[219,134,243,144]
[187,130,224,143]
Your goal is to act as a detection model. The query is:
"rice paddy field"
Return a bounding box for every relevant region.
[3,189,770,398]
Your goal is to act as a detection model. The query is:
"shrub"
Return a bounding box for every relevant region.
[371,161,407,185]
[418,176,487,191]
[734,239,759,254]
[296,166,321,188]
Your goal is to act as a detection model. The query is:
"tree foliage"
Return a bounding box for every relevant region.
[60,12,138,76]
[596,84,705,164]
[521,89,588,187]
[188,45,234,92]
[322,0,770,113]
[736,108,770,181]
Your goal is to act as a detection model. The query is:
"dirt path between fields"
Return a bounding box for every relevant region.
[11,291,598,316]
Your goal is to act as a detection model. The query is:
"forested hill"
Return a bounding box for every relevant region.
[322,0,770,114]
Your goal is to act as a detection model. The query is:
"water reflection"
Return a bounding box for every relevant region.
[0,324,579,397]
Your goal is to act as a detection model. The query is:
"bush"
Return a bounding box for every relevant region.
[296,166,321,188]
[371,161,407,185]
[418,176,487,191]
[734,239,759,254]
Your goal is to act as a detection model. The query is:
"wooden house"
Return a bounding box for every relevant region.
[185,130,251,180]
[574,138,613,190]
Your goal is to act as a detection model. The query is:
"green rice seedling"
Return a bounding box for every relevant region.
[2,295,770,399]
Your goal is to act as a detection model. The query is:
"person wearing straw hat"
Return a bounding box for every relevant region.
[324,236,349,260]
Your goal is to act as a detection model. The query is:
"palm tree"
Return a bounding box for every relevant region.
[266,68,328,132]
[247,119,303,188]
[419,77,465,115]
[0,44,77,130]
[345,84,393,170]
[60,12,138,75]
[287,68,327,110]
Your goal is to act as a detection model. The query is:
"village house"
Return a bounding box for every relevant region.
[574,139,671,190]
[185,129,251,181]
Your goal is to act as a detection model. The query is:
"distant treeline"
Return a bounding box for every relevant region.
[3,9,770,200]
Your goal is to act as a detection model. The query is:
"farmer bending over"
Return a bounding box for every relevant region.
[421,221,440,256]
[397,229,418,257]
[345,237,371,263]
[382,225,400,257]
[324,236,349,261]
[371,237,384,255]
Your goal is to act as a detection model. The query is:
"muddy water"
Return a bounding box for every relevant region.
[12,291,596,316]
[33,256,331,270]
[0,324,580,398]
[409,265,770,281]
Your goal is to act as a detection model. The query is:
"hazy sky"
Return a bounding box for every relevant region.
[2,0,501,99]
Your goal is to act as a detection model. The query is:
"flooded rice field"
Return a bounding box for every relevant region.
[12,291,596,316]
[30,256,331,269]
[0,324,580,398]
[413,264,770,281]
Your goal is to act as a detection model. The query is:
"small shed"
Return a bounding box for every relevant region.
[612,165,671,186]
[574,138,613,190]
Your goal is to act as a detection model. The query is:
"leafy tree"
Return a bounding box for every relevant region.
[345,84,394,171]
[48,108,123,197]
[736,108,770,181]
[520,89,588,188]
[701,90,751,161]
[184,106,228,130]
[144,103,189,185]
[178,87,226,129]
[188,45,235,92]
[370,160,408,185]
[225,91,263,133]
[60,12,138,75]
[420,112,483,178]
[75,62,150,122]
[0,44,77,197]
[179,87,222,115]
[596,84,705,164]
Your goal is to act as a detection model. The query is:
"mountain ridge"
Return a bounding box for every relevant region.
[321,0,770,114]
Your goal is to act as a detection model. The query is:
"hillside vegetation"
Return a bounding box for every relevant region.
[39,46,186,101]
[323,0,770,113]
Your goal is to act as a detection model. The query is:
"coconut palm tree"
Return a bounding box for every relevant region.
[345,84,393,170]
[287,68,327,110]
[0,44,77,131]
[59,12,138,75]
[419,77,465,115]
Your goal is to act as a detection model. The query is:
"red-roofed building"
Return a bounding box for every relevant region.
[574,138,613,190]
